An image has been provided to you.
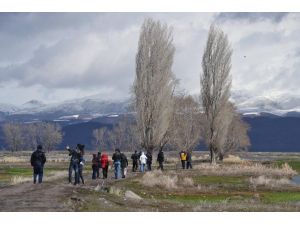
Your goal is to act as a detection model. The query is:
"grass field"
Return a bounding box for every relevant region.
[0,151,300,211]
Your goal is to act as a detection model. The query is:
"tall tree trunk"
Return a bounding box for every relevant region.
[209,145,216,165]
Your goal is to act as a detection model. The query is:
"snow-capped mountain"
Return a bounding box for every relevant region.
[21,100,46,109]
[0,103,20,113]
[2,91,300,119]
[231,91,300,116]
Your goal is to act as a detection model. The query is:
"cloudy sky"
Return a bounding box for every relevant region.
[0,12,300,105]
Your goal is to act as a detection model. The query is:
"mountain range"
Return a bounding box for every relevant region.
[1,92,300,152]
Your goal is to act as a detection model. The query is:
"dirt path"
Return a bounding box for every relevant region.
[0,179,78,211]
[0,171,139,212]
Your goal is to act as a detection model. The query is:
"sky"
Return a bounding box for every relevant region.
[0,12,300,105]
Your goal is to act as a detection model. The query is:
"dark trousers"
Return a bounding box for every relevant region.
[79,165,84,184]
[33,164,44,184]
[96,165,100,178]
[102,165,108,179]
[147,162,152,171]
[181,160,186,169]
[132,161,138,172]
[92,165,97,179]
[121,167,126,178]
[186,161,192,169]
[68,162,72,183]
[158,161,164,170]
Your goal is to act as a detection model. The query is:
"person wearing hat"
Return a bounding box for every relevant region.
[30,145,46,184]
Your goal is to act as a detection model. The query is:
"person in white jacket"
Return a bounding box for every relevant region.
[139,152,147,172]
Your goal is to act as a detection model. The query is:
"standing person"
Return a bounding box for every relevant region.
[96,151,101,179]
[92,154,98,180]
[131,150,139,172]
[112,149,121,179]
[67,145,79,185]
[139,152,147,173]
[186,150,193,169]
[30,145,46,184]
[179,150,187,169]
[146,151,152,171]
[101,151,109,179]
[77,144,85,184]
[120,152,128,178]
[138,151,142,171]
[157,149,164,171]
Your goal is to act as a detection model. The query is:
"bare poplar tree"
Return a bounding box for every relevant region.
[100,116,139,151]
[200,24,233,164]
[24,122,62,152]
[24,123,39,150]
[134,18,176,153]
[169,93,202,152]
[93,127,109,150]
[41,123,63,152]
[3,123,24,152]
[219,104,251,160]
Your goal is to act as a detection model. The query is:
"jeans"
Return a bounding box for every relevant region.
[71,161,79,185]
[140,163,145,172]
[186,161,192,169]
[33,164,44,184]
[114,161,121,179]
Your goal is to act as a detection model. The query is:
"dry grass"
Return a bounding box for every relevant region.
[9,171,67,185]
[10,176,32,185]
[194,162,297,178]
[223,155,244,163]
[140,170,197,190]
[249,176,291,188]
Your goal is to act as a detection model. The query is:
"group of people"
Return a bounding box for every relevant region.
[30,144,192,185]
[130,149,165,173]
[91,151,109,179]
[179,150,193,169]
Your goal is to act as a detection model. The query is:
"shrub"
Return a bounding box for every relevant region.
[249,176,291,188]
[194,162,297,178]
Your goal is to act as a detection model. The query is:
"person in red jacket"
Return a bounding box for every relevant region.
[101,152,109,179]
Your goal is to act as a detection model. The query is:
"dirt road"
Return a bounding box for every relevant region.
[0,171,139,212]
[0,178,79,211]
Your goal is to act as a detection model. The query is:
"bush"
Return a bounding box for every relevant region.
[194,162,297,178]
[249,175,291,188]
[140,170,196,190]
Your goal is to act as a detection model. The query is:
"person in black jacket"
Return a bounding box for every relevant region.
[120,152,128,178]
[112,149,121,179]
[77,144,85,184]
[30,145,46,184]
[67,145,80,185]
[96,151,101,179]
[146,151,152,171]
[157,149,164,171]
[131,150,139,172]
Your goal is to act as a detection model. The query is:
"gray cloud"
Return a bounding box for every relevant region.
[215,12,289,23]
[0,12,300,105]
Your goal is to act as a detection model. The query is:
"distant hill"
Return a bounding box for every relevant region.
[1,112,300,152]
